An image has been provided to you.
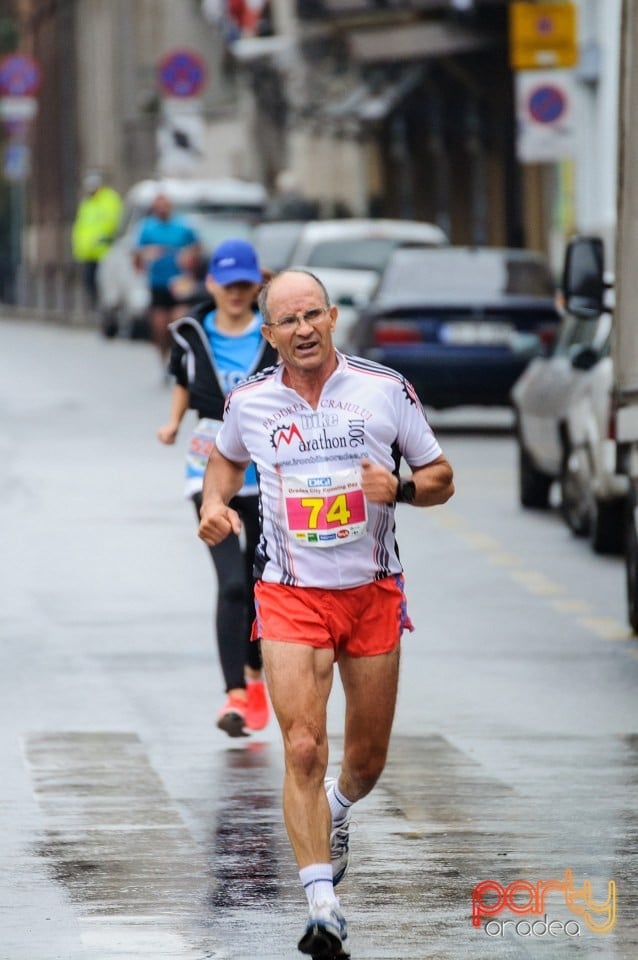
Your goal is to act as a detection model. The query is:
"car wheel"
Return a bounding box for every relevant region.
[519,445,553,509]
[591,497,625,555]
[625,495,638,633]
[99,309,119,339]
[560,445,590,536]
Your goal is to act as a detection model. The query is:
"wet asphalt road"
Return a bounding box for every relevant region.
[1,319,637,960]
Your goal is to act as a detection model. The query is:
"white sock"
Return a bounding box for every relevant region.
[327,780,353,825]
[299,864,336,906]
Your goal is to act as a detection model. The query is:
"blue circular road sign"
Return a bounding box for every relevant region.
[528,85,566,124]
[0,53,41,97]
[158,49,207,98]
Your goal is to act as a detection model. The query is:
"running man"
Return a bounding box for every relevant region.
[198,268,454,958]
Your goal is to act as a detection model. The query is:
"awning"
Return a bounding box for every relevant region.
[229,35,294,64]
[310,0,506,15]
[349,21,497,64]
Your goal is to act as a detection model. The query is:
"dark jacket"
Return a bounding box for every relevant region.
[168,300,278,420]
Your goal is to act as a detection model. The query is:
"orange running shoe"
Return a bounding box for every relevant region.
[216,694,248,738]
[245,679,270,731]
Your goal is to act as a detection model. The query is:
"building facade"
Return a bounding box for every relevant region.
[265,0,518,246]
[0,0,622,304]
[243,0,620,256]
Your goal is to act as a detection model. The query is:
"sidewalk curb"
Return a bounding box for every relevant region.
[0,303,93,328]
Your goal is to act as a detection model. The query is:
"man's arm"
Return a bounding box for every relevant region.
[197,446,250,545]
[361,455,454,507]
[408,456,454,506]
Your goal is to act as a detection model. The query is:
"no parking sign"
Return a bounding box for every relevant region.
[0,52,41,96]
[157,49,206,98]
[516,69,576,163]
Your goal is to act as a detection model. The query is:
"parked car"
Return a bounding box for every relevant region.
[349,246,560,408]
[511,311,597,508]
[96,177,268,338]
[286,218,448,349]
[559,236,637,626]
[512,299,626,554]
[560,331,626,553]
[252,220,306,273]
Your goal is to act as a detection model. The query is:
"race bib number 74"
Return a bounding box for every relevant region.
[283,468,368,547]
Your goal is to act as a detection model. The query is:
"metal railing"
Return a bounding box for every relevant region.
[0,260,96,327]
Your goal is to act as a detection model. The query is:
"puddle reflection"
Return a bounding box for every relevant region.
[208,742,282,909]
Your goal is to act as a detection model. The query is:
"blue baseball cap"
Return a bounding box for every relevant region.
[208,239,262,285]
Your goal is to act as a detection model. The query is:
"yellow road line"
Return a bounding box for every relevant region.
[552,598,593,614]
[431,510,632,643]
[488,552,523,567]
[511,570,565,596]
[578,617,633,642]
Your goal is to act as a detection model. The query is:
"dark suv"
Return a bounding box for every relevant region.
[348,246,560,409]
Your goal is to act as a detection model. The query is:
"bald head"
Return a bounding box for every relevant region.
[258,269,331,325]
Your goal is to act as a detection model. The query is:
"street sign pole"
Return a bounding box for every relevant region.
[156,49,207,176]
[9,177,23,299]
[0,53,41,302]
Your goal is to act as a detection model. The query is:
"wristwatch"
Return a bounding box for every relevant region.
[395,478,416,504]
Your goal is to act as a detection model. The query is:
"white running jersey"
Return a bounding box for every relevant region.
[215,353,443,588]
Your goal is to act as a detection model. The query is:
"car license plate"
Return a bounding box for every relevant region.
[440,321,514,345]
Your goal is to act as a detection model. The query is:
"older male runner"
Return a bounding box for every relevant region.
[198,268,454,959]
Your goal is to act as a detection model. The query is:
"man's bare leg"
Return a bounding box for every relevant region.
[260,639,335,867]
[337,646,401,801]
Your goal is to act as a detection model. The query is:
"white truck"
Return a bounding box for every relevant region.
[562,0,638,630]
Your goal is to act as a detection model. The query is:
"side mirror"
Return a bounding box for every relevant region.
[562,236,605,318]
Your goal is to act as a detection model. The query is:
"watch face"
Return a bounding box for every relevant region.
[401,480,416,503]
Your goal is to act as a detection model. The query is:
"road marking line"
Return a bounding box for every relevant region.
[488,552,523,567]
[430,509,631,642]
[22,732,225,957]
[459,532,502,551]
[432,512,468,529]
[552,598,593,614]
[511,570,565,595]
[578,617,632,641]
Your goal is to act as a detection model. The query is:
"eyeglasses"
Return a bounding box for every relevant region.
[264,307,330,330]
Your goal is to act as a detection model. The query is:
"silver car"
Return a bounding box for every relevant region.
[512,307,627,554]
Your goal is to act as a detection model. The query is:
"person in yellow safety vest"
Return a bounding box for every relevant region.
[71,171,122,310]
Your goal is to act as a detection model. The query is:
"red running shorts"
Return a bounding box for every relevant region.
[251,574,414,658]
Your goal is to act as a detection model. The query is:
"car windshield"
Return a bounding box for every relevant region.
[253,222,304,272]
[306,238,409,272]
[377,250,556,299]
[185,215,254,252]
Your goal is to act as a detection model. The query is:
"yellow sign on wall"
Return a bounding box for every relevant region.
[509,2,578,70]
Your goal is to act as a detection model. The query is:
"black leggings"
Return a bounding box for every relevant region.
[192,491,262,692]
